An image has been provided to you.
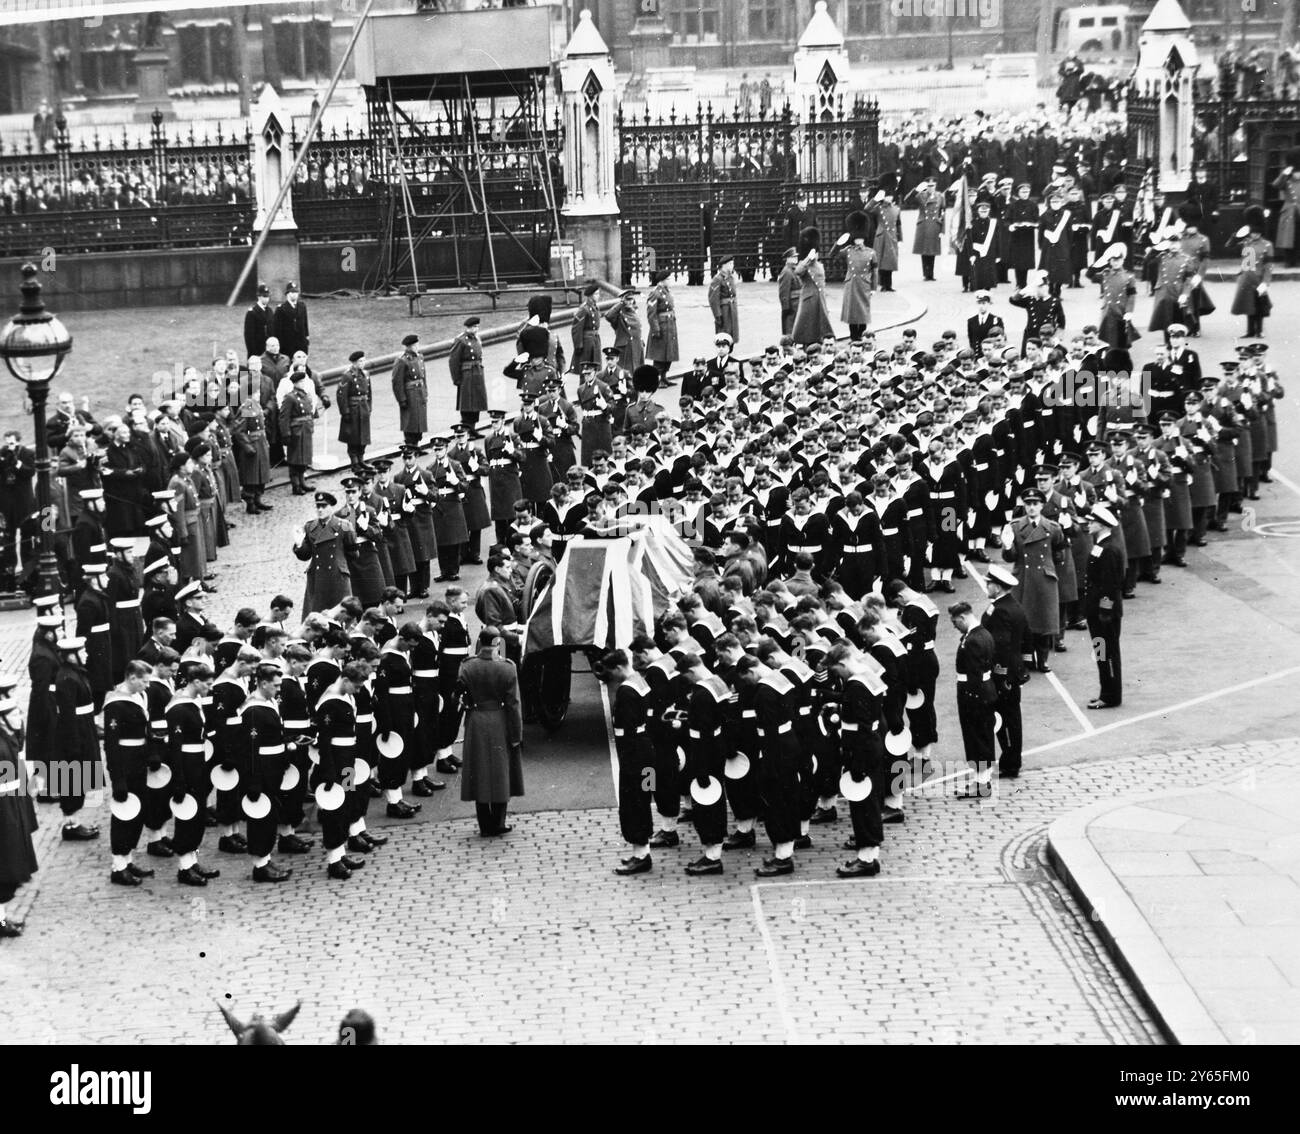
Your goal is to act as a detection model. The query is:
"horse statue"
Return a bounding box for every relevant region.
[216,1000,302,1045]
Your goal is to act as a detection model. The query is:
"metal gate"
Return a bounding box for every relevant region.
[616,97,878,286]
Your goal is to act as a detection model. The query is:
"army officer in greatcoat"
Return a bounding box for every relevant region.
[392,333,428,449]
[838,211,877,341]
[448,316,488,436]
[1000,486,1067,673]
[512,395,554,507]
[457,627,524,837]
[336,349,372,474]
[292,491,356,616]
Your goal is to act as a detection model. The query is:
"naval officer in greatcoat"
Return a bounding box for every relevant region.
[292,491,356,616]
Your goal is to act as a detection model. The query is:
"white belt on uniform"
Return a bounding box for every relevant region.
[259,744,286,755]
[225,716,241,726]
[973,462,989,471]
[75,703,95,715]
[385,687,412,695]
[956,671,991,683]
[331,736,357,747]
[612,726,647,736]
[442,647,470,656]
[282,719,310,729]
[411,670,438,678]
[922,642,936,651]
[840,721,860,732]
[179,742,206,753]
[115,598,141,608]
[787,544,822,554]
[117,737,145,747]
[906,509,924,519]
[90,623,110,633]
[355,714,375,724]
[880,527,899,536]
[932,491,956,500]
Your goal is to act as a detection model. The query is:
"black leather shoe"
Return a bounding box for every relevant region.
[61,823,100,841]
[341,854,367,870]
[1086,698,1118,710]
[412,777,445,795]
[346,836,373,854]
[146,839,175,858]
[327,861,352,880]
[361,830,388,847]
[365,780,384,798]
[195,864,220,879]
[722,828,756,850]
[1054,640,1068,653]
[1067,620,1088,631]
[881,807,905,824]
[252,862,292,883]
[755,857,794,877]
[836,858,881,878]
[111,868,143,886]
[841,836,859,850]
[968,549,991,563]
[0,918,23,937]
[684,856,723,876]
[1122,591,1136,600]
[1188,538,1207,547]
[435,758,459,774]
[277,834,314,854]
[678,807,694,823]
[998,769,1020,779]
[793,834,813,850]
[615,854,652,876]
[938,580,956,593]
[433,574,460,583]
[386,800,420,819]
[1166,558,1187,567]
[491,825,513,836]
[217,834,248,854]
[176,866,208,887]
[648,829,680,848]
[810,806,838,824]
[1036,662,1052,674]
[126,862,154,878]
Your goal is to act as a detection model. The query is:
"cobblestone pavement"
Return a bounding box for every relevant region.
[14,739,1295,1044]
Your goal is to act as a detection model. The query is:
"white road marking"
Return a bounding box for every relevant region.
[963,557,1095,734]
[1269,469,1300,500]
[749,885,803,1044]
[1023,665,1300,757]
[754,877,1007,888]
[1046,669,1096,733]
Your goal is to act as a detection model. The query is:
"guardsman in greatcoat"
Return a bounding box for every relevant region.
[391,333,428,449]
[707,254,740,344]
[483,409,523,543]
[512,395,554,508]
[449,424,490,566]
[336,349,372,474]
[426,434,469,583]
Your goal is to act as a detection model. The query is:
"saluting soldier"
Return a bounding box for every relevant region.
[1147,234,1197,336]
[448,316,488,436]
[292,491,356,616]
[1088,242,1138,349]
[907,176,945,281]
[1000,486,1067,673]
[336,349,372,474]
[570,282,603,372]
[839,212,878,341]
[1009,271,1066,351]
[391,333,428,449]
[605,288,645,374]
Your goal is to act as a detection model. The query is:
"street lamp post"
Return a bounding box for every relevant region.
[0,264,74,603]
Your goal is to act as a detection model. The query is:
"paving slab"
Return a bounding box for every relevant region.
[1049,753,1300,1045]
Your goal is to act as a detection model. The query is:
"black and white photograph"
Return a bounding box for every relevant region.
[0,0,1296,1091]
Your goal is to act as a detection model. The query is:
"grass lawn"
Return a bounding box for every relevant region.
[0,290,544,427]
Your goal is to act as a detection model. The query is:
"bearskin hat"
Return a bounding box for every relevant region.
[797,226,820,259]
[847,211,870,241]
[519,324,550,359]
[527,295,553,322]
[1177,202,1199,224]
[632,364,661,394]
[1242,205,1267,234]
